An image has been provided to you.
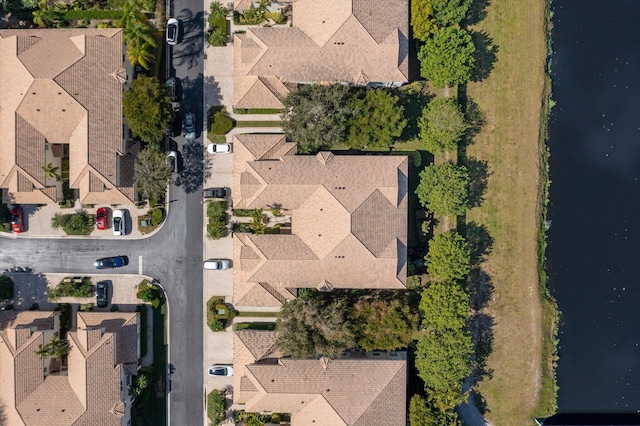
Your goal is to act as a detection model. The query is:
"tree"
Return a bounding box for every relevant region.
[35,335,69,360]
[432,0,473,26]
[0,276,14,301]
[208,29,227,46]
[346,89,407,149]
[409,394,438,425]
[275,292,355,358]
[411,0,437,41]
[418,27,475,88]
[350,295,418,351]
[123,75,172,144]
[416,162,469,217]
[415,327,473,391]
[281,84,352,153]
[127,39,155,70]
[425,231,470,282]
[420,281,469,331]
[134,146,172,202]
[419,98,469,154]
[123,20,157,50]
[42,162,60,182]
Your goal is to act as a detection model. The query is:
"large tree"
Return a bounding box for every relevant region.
[416,162,469,217]
[123,75,172,144]
[420,280,469,332]
[134,145,172,202]
[281,84,352,153]
[425,231,471,282]
[349,294,418,351]
[432,0,473,26]
[275,292,355,358]
[411,0,437,41]
[409,393,463,426]
[347,89,407,149]
[419,98,469,154]
[418,27,476,88]
[415,327,473,391]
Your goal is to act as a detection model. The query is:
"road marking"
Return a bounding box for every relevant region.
[138,256,143,275]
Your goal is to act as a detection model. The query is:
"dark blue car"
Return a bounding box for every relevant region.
[94,256,128,269]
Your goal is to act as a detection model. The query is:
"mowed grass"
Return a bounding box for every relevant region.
[464,0,550,424]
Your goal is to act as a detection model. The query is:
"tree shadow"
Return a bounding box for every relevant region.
[204,76,222,108]
[464,157,490,208]
[464,0,490,26]
[465,222,494,267]
[179,74,204,138]
[464,96,486,142]
[397,85,434,142]
[470,30,499,83]
[467,267,494,312]
[175,139,210,193]
[469,311,495,388]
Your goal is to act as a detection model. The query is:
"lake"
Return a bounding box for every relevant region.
[549,0,640,412]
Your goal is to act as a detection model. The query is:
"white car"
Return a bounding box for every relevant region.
[112,209,125,236]
[208,365,233,377]
[207,143,231,154]
[166,151,178,173]
[203,259,230,270]
[166,18,179,45]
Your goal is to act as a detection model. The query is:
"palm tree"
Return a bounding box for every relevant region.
[123,21,158,48]
[127,39,155,70]
[34,336,69,359]
[208,29,227,46]
[42,163,60,182]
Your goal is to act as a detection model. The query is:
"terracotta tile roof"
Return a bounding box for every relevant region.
[0,311,138,426]
[0,29,135,204]
[234,0,408,108]
[233,330,284,403]
[237,355,407,425]
[232,135,407,306]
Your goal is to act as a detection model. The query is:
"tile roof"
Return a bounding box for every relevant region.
[0,29,135,204]
[236,354,407,425]
[232,134,407,306]
[0,311,138,426]
[234,0,409,108]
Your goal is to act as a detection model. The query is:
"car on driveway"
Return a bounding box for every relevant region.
[202,187,228,200]
[94,256,128,269]
[167,151,178,173]
[207,143,231,154]
[183,112,195,140]
[10,207,24,233]
[112,209,124,236]
[96,281,109,307]
[166,18,179,45]
[203,259,230,270]
[208,365,233,377]
[96,207,108,230]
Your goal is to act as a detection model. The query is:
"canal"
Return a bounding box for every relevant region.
[549,0,640,412]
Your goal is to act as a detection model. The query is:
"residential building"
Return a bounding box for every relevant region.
[234,0,409,109]
[0,29,135,205]
[0,310,140,425]
[233,330,407,425]
[232,134,408,308]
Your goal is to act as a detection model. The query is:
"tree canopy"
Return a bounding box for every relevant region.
[347,89,407,149]
[134,145,172,202]
[411,0,438,41]
[419,98,469,154]
[420,280,469,331]
[432,0,473,26]
[123,75,172,144]
[415,327,473,391]
[416,162,470,217]
[425,231,471,282]
[418,27,476,88]
[281,84,352,153]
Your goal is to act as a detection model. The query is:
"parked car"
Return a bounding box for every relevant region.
[10,206,24,233]
[202,187,228,200]
[166,111,175,137]
[208,365,233,377]
[96,281,109,308]
[96,207,108,230]
[166,18,179,45]
[112,209,125,236]
[166,77,177,101]
[183,112,195,140]
[167,151,178,173]
[94,256,128,269]
[203,259,230,270]
[207,143,231,154]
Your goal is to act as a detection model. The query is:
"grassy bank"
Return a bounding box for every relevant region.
[464,0,554,423]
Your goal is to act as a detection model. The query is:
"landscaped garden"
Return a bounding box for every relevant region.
[48,277,94,300]
[51,211,95,235]
[206,296,236,331]
[136,279,164,308]
[207,201,228,240]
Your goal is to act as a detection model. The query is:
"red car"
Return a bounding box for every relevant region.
[96,207,108,230]
[10,207,23,233]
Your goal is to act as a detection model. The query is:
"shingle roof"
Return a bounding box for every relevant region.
[234,0,409,108]
[232,134,407,306]
[0,29,135,204]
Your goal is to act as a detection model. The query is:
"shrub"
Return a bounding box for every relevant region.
[208,107,234,135]
[136,280,163,309]
[209,318,226,332]
[207,201,228,240]
[0,276,14,301]
[150,208,164,226]
[51,211,94,235]
[49,277,93,299]
[207,389,227,425]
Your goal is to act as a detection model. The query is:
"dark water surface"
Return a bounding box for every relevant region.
[549,0,640,412]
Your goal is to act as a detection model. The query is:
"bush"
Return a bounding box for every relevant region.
[136,280,163,309]
[209,318,226,332]
[208,107,234,135]
[0,276,14,301]
[51,211,95,235]
[207,389,227,425]
[49,277,93,300]
[207,201,228,240]
[150,208,164,226]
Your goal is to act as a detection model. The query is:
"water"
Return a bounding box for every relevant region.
[549,0,640,412]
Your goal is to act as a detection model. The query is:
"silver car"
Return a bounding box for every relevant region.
[166,18,179,45]
[203,259,230,270]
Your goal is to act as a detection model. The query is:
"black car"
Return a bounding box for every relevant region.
[94,256,128,269]
[203,187,228,199]
[96,281,109,308]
